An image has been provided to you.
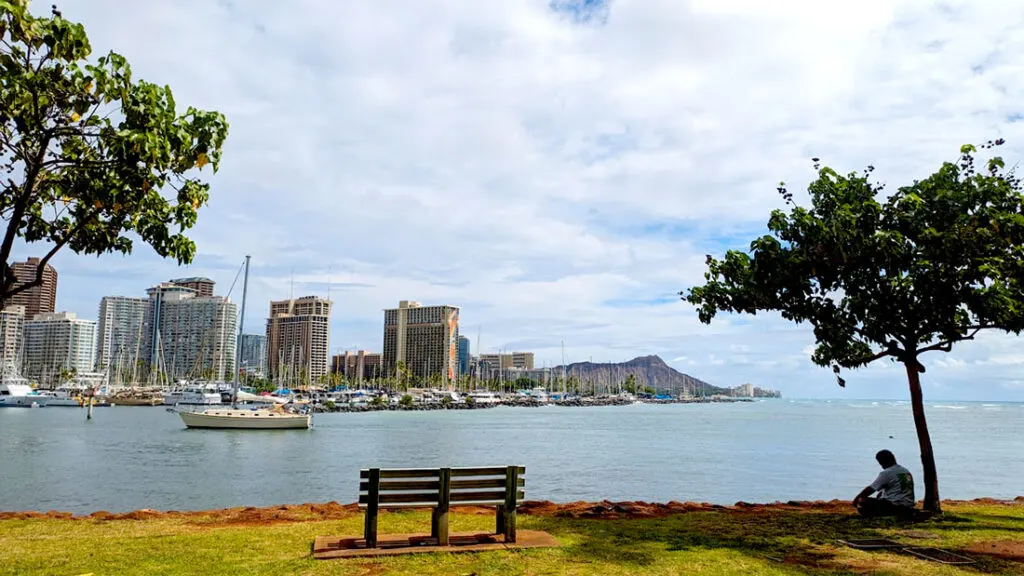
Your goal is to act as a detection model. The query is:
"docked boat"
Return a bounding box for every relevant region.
[0,381,50,407]
[177,403,311,429]
[173,256,311,430]
[466,390,501,404]
[163,385,222,406]
[34,388,86,407]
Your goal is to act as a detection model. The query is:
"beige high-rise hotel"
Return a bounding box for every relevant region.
[266,296,332,385]
[383,300,460,385]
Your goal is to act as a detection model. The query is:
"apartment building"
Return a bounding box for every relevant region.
[457,336,470,377]
[330,350,384,382]
[22,312,96,383]
[143,283,237,380]
[169,277,215,298]
[0,305,25,376]
[239,333,267,377]
[6,257,57,319]
[96,296,150,375]
[478,351,535,371]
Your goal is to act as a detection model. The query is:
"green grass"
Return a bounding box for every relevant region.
[1,502,1022,575]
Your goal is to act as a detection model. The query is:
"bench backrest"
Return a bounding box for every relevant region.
[359,466,526,509]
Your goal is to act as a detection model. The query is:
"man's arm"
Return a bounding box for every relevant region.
[853,486,875,506]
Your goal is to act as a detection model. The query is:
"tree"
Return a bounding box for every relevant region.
[399,394,414,409]
[0,2,228,312]
[683,141,1024,514]
[623,374,637,394]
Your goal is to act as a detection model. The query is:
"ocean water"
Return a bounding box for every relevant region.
[0,400,1021,514]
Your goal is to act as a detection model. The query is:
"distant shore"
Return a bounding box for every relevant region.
[2,496,1020,522]
[313,397,757,413]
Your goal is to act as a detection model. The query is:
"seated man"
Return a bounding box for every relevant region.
[853,450,916,518]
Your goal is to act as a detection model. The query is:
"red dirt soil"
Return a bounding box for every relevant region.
[965,540,1024,562]
[0,497,1019,524]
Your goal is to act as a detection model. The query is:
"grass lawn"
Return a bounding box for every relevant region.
[1,501,1022,575]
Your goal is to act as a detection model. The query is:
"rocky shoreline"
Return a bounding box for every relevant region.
[2,496,1020,523]
[313,397,755,413]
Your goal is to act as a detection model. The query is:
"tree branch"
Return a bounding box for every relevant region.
[0,133,53,289]
[917,326,984,355]
[3,207,100,300]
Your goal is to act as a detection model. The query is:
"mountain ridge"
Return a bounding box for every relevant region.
[549,354,727,396]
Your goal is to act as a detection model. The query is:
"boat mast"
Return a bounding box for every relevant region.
[232,255,250,408]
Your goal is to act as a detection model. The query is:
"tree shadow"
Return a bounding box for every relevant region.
[527,509,1023,573]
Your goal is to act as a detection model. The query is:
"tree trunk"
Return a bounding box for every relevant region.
[905,361,942,513]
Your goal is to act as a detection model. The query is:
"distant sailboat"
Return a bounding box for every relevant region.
[176,256,311,430]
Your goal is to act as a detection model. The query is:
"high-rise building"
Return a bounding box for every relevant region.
[22,311,96,385]
[478,352,535,371]
[143,283,237,381]
[331,350,383,383]
[96,296,150,376]
[239,333,267,377]
[457,336,470,377]
[0,305,25,376]
[265,296,332,385]
[383,300,459,384]
[6,257,57,319]
[169,277,215,298]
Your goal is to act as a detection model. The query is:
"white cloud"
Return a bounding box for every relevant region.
[22,0,1024,401]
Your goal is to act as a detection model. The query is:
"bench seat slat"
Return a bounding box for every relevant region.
[450,477,526,490]
[360,469,440,479]
[360,480,441,492]
[358,501,444,510]
[359,491,441,505]
[450,490,525,503]
[450,466,525,477]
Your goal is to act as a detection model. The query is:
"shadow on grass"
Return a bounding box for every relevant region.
[527,509,1024,574]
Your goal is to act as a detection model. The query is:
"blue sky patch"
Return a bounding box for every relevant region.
[549,0,611,25]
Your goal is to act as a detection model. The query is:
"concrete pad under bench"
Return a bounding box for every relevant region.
[312,530,558,559]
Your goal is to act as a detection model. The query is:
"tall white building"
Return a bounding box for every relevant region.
[22,311,97,385]
[143,283,237,381]
[96,296,150,378]
[0,305,25,376]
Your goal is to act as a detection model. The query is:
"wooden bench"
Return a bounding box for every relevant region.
[359,466,525,548]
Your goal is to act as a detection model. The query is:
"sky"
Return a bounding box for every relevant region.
[15,0,1024,401]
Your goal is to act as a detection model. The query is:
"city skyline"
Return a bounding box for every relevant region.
[7,0,1024,401]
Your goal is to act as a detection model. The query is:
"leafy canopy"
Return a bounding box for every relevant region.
[0,1,228,301]
[684,141,1024,374]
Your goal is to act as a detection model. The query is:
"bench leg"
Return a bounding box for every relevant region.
[435,468,451,546]
[503,506,517,543]
[364,507,378,548]
[364,468,380,548]
[503,466,518,543]
[496,505,505,536]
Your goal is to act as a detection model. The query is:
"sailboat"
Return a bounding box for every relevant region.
[176,256,312,430]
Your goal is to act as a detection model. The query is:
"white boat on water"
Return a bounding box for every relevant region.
[174,256,311,430]
[163,385,222,406]
[467,390,501,404]
[178,404,311,429]
[528,387,550,402]
[0,381,50,407]
[35,388,86,407]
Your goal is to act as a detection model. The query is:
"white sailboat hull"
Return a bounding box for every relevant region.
[177,408,310,429]
[0,395,49,407]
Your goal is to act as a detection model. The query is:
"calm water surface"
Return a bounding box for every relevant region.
[1,400,1021,514]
